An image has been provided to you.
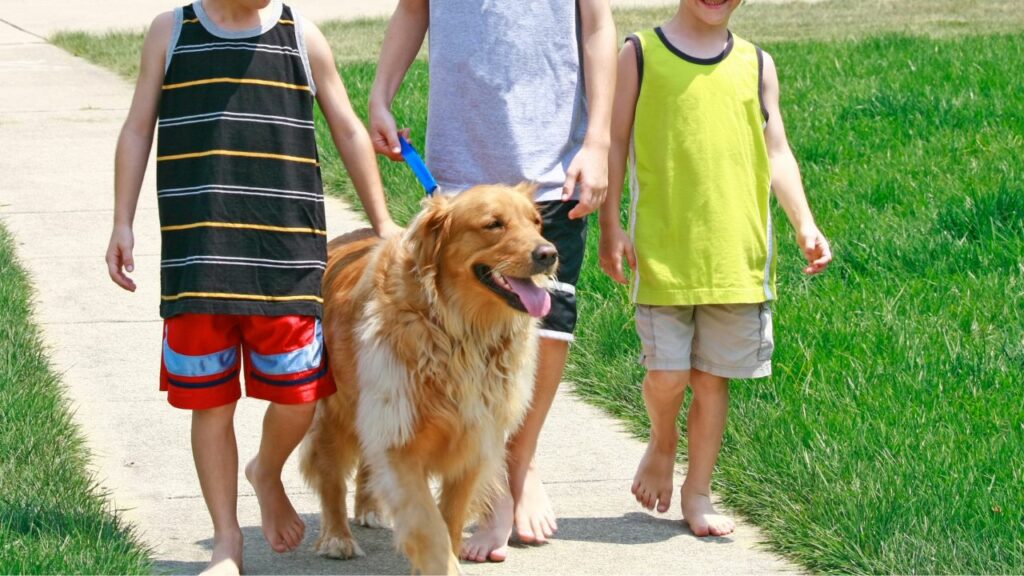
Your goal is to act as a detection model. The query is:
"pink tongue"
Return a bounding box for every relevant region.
[506,277,551,318]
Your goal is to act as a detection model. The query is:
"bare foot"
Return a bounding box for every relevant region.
[200,529,243,576]
[680,483,735,537]
[512,466,557,544]
[632,436,677,513]
[460,488,513,563]
[245,458,304,553]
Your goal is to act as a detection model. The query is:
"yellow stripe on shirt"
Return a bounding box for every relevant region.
[182,18,200,24]
[157,149,318,165]
[161,221,328,235]
[161,292,323,303]
[278,19,295,24]
[162,77,311,92]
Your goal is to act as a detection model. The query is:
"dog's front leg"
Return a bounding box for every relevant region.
[439,465,485,554]
[382,456,459,575]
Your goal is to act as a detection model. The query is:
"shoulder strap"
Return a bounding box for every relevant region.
[165,6,185,74]
[288,5,317,96]
[625,32,645,87]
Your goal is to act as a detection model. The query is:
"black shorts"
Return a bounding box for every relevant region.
[537,201,587,341]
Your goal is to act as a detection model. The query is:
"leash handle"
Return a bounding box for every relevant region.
[398,135,438,197]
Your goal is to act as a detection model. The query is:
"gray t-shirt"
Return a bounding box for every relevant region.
[426,0,588,202]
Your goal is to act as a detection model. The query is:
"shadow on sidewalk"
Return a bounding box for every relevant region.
[156,513,409,575]
[549,512,734,545]
[154,511,733,574]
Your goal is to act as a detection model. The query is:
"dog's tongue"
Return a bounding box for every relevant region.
[506,277,551,318]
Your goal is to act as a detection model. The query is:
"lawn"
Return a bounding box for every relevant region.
[0,226,151,573]
[50,0,1024,573]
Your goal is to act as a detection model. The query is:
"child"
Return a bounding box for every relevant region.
[104,1,398,573]
[368,0,616,563]
[599,0,832,537]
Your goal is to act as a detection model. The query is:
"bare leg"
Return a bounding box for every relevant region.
[461,338,567,559]
[632,370,687,513]
[245,401,316,553]
[680,369,735,537]
[192,402,244,576]
[508,338,567,543]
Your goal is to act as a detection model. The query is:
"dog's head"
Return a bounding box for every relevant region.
[406,183,558,322]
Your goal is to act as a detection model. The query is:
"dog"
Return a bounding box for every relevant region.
[300,183,559,574]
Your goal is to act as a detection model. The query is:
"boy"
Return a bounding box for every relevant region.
[368,0,616,563]
[104,0,398,573]
[599,0,832,537]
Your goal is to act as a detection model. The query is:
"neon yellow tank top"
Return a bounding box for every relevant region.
[628,28,775,305]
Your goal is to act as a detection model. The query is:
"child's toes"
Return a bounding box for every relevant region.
[656,488,673,513]
[633,488,646,507]
[270,534,289,553]
[709,516,735,536]
[644,490,658,511]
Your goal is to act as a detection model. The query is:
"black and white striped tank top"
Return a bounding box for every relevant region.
[157,0,325,319]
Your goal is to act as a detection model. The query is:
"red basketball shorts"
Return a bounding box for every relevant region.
[159,314,335,410]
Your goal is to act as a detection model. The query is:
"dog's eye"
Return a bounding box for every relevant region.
[484,219,505,230]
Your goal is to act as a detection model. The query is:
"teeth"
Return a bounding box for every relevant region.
[491,271,512,291]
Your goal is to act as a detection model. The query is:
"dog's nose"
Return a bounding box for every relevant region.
[532,244,558,268]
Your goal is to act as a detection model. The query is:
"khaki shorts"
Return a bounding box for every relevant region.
[635,303,774,379]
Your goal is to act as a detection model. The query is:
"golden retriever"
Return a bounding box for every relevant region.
[300,183,558,575]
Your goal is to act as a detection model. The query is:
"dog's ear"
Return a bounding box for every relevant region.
[513,181,539,201]
[408,194,451,273]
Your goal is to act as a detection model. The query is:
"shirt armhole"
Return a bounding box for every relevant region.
[165,6,184,74]
[626,34,644,89]
[756,45,769,127]
[292,8,317,97]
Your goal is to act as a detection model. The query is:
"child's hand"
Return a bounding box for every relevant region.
[599,224,636,285]
[369,102,411,162]
[376,219,404,239]
[106,225,136,292]
[564,141,609,220]
[798,224,832,275]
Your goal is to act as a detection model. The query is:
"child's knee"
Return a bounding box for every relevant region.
[688,370,729,397]
[644,370,689,395]
[273,399,317,419]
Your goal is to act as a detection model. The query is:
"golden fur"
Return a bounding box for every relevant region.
[300,183,558,574]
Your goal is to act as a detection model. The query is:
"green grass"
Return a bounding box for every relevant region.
[53,0,1024,78]
[49,1,1024,573]
[0,227,151,573]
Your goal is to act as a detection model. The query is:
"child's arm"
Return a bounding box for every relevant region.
[368,0,428,161]
[105,12,174,292]
[565,0,617,220]
[598,39,640,285]
[304,20,401,238]
[762,51,832,275]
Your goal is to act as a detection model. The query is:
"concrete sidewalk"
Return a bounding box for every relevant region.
[0,7,794,576]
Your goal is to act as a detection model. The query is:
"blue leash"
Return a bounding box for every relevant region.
[398,135,438,197]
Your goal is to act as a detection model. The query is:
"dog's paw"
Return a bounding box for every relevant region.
[315,535,365,559]
[448,552,463,576]
[356,510,390,529]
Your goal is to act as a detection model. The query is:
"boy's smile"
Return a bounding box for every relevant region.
[686,0,742,28]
